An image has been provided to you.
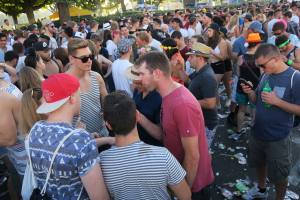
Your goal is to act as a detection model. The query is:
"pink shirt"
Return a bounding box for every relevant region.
[161,86,214,192]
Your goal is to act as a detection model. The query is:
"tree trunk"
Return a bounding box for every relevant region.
[25,7,35,24]
[57,1,70,25]
[120,0,126,12]
[12,15,18,25]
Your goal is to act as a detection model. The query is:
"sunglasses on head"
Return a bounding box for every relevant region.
[72,54,94,63]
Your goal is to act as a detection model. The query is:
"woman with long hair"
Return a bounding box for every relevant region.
[20,88,45,134]
[207,23,228,85]
[18,67,43,92]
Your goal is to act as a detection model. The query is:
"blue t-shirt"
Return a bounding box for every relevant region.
[133,90,162,146]
[29,121,99,200]
[232,36,247,56]
[253,67,300,141]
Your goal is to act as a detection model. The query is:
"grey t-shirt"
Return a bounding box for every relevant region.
[188,64,218,130]
[253,67,300,141]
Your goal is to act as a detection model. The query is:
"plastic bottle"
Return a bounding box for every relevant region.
[262,81,272,108]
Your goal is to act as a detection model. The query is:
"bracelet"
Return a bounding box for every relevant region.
[287,59,294,66]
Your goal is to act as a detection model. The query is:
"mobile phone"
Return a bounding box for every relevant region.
[239,78,253,88]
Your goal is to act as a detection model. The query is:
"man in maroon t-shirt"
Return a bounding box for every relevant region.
[171,31,190,61]
[136,51,214,199]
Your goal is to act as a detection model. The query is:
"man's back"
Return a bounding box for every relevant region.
[29,121,99,199]
[112,58,133,96]
[100,141,186,200]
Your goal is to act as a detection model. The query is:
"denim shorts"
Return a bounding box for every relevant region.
[0,147,7,159]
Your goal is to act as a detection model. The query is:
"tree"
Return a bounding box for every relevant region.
[55,0,100,24]
[0,1,23,24]
[0,0,53,24]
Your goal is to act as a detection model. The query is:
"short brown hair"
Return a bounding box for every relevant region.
[68,38,89,55]
[135,51,171,76]
[137,31,150,43]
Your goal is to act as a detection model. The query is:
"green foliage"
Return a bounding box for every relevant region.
[56,0,99,11]
[0,0,53,17]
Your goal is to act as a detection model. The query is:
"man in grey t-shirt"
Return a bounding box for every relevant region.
[187,42,218,147]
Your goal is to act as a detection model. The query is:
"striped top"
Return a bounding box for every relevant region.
[100,141,186,200]
[74,71,108,137]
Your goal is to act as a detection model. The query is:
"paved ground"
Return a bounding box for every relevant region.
[210,108,300,199]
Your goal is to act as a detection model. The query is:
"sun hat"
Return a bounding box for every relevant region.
[124,65,140,81]
[186,42,212,58]
[36,73,80,114]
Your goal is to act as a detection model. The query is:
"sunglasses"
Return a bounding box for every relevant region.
[72,54,94,63]
[256,57,273,68]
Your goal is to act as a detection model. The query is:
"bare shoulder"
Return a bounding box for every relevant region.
[93,71,105,84]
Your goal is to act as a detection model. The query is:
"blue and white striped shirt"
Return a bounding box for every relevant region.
[100,141,186,200]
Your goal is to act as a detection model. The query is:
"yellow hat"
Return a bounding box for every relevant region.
[186,43,212,58]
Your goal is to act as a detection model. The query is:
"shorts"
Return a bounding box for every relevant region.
[224,59,233,72]
[248,135,292,183]
[211,61,225,74]
[236,92,249,105]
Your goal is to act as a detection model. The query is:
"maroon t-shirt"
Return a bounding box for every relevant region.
[161,86,214,192]
[180,46,190,61]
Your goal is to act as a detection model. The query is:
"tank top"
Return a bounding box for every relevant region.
[74,71,108,137]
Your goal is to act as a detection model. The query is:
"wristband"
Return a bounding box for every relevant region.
[287,59,294,66]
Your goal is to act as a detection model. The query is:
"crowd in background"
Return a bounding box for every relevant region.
[1,1,300,200]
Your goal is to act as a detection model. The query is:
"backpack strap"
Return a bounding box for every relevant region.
[40,128,83,196]
[287,46,298,60]
[291,70,298,89]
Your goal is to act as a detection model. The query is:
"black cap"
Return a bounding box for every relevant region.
[34,41,49,51]
[209,23,220,32]
[205,13,213,19]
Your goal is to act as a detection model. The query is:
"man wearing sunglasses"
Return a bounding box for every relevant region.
[241,43,300,200]
[42,19,58,52]
[67,38,109,137]
[267,21,299,47]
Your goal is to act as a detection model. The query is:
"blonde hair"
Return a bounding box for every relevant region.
[18,67,42,92]
[20,89,45,134]
[68,38,89,56]
[228,15,239,31]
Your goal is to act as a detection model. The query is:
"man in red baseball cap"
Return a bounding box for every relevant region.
[30,73,109,199]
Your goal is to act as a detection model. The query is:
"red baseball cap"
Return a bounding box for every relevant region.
[36,73,80,114]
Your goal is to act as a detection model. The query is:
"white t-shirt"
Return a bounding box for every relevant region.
[268,19,278,37]
[61,40,68,49]
[112,59,133,97]
[195,22,203,35]
[187,28,196,39]
[49,37,58,52]
[106,40,117,57]
[150,39,162,52]
[16,55,26,73]
[291,15,299,25]
[180,28,189,38]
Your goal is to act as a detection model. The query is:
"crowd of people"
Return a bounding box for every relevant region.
[1,1,300,200]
